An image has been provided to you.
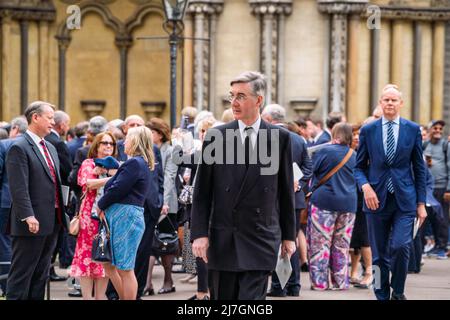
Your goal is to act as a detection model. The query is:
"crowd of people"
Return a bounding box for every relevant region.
[0,71,448,300]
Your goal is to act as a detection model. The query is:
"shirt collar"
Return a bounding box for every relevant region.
[238,116,261,134]
[51,129,60,138]
[26,129,45,146]
[382,116,400,125]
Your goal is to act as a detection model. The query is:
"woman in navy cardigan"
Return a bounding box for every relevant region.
[98,126,154,300]
[307,122,357,290]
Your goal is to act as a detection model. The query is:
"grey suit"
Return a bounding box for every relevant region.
[5,132,68,300]
[160,142,179,214]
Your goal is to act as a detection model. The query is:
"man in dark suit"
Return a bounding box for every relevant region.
[116,115,145,161]
[6,101,69,300]
[45,111,72,276]
[0,116,28,296]
[355,85,427,300]
[67,121,88,163]
[191,71,296,300]
[262,104,312,297]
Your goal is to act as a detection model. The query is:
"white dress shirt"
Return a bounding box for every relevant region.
[238,116,261,148]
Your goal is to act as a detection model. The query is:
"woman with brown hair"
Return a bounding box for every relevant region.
[307,123,357,290]
[98,126,155,300]
[145,118,179,295]
[69,132,118,300]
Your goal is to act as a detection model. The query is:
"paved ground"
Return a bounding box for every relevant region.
[42,256,450,300]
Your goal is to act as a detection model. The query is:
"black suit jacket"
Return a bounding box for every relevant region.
[6,133,68,236]
[191,120,296,272]
[45,131,72,186]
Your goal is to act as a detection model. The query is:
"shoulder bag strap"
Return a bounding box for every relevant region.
[307,148,354,197]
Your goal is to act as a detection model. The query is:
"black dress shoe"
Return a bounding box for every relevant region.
[158,286,176,294]
[68,288,82,297]
[266,290,287,297]
[50,273,67,281]
[286,290,300,297]
[143,288,155,296]
[391,293,407,300]
[49,267,67,282]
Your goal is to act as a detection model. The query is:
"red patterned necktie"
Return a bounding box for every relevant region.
[39,140,62,223]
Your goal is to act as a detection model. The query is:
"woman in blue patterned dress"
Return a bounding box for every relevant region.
[97,126,154,300]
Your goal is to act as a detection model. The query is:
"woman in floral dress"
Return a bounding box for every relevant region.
[69,132,117,300]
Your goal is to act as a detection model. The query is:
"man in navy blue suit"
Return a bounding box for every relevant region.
[355,85,427,300]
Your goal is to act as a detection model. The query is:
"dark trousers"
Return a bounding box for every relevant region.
[408,209,428,273]
[366,194,415,301]
[208,270,271,300]
[135,213,157,298]
[0,208,11,294]
[430,188,449,250]
[196,257,208,293]
[6,223,60,300]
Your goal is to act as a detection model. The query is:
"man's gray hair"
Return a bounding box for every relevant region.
[54,111,70,126]
[230,71,266,98]
[124,115,144,125]
[88,115,108,136]
[10,116,28,134]
[24,101,56,124]
[262,104,286,122]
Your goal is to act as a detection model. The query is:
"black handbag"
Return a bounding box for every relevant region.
[91,217,112,263]
[152,215,179,256]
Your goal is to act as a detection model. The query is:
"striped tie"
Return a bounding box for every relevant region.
[386,121,395,193]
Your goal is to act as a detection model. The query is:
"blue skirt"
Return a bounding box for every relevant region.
[105,203,145,270]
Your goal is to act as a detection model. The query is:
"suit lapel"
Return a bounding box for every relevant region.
[374,119,389,165]
[392,118,405,164]
[24,133,54,182]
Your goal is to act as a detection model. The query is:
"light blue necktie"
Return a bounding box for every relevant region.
[386,121,395,193]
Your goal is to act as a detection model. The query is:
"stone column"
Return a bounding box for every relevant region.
[1,15,13,120]
[188,1,224,112]
[116,37,132,120]
[183,14,194,109]
[432,21,445,120]
[317,0,368,114]
[250,0,292,105]
[20,19,29,113]
[55,35,71,111]
[39,21,50,101]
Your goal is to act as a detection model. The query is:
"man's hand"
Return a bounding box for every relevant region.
[26,216,39,234]
[417,204,427,228]
[362,184,380,210]
[161,204,170,215]
[192,237,209,263]
[281,240,296,259]
[294,180,299,193]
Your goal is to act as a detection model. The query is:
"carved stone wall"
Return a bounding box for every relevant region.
[250,0,292,105]
[444,22,450,132]
[187,0,223,111]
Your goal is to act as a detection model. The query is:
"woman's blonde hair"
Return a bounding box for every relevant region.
[126,126,155,170]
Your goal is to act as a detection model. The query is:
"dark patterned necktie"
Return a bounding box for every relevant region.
[386,121,395,193]
[40,140,62,223]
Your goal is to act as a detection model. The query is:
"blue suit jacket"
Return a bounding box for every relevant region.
[288,131,312,210]
[0,138,19,209]
[144,146,164,220]
[314,130,331,146]
[355,118,426,213]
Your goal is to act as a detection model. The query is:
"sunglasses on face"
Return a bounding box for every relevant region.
[99,141,116,146]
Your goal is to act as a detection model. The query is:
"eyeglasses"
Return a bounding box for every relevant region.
[99,141,116,146]
[227,93,256,103]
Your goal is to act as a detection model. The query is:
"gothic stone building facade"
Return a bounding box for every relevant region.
[1,0,450,126]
